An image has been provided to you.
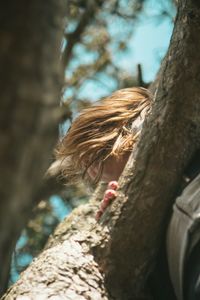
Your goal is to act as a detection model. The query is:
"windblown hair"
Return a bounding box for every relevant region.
[55,87,151,184]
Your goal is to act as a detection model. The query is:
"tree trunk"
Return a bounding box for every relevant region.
[3,0,200,299]
[0,0,66,294]
[98,1,200,297]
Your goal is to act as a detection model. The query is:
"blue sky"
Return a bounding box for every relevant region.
[76,1,175,101]
[126,17,173,82]
[107,0,175,84]
[129,0,175,82]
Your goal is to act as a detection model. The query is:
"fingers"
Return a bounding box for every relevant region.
[107,181,119,190]
[100,189,117,210]
[95,181,119,221]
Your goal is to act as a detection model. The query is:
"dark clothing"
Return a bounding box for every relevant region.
[150,239,200,300]
[151,151,200,300]
[149,246,177,300]
[185,241,200,300]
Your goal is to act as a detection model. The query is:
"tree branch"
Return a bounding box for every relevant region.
[62,0,104,69]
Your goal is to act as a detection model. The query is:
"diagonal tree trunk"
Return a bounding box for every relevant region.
[0,0,66,294]
[2,0,200,299]
[98,0,200,297]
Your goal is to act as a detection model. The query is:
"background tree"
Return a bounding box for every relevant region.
[0,0,66,294]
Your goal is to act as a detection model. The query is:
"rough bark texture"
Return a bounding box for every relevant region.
[3,0,200,299]
[98,0,200,298]
[2,185,112,300]
[0,0,66,294]
[98,0,200,297]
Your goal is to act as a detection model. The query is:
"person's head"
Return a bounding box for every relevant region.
[55,87,151,186]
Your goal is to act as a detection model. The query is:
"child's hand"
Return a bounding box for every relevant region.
[95,181,119,221]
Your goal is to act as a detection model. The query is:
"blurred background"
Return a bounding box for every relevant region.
[10,0,176,284]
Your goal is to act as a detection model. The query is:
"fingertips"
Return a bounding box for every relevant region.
[95,182,119,222]
[104,189,117,200]
[107,181,119,190]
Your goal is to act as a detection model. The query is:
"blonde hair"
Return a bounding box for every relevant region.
[55,87,151,184]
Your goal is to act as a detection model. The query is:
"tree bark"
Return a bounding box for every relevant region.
[3,0,200,299]
[2,185,111,300]
[0,0,66,294]
[100,1,200,297]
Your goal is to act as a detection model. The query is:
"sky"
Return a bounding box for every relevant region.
[111,0,175,82]
[124,15,173,82]
[76,0,175,101]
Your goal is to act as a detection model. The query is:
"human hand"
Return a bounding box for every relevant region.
[95,181,119,221]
